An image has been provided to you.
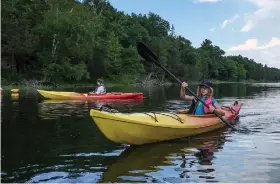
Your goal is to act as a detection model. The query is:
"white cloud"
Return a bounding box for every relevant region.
[228,46,280,68]
[240,0,280,32]
[227,37,280,68]
[209,27,216,32]
[196,0,222,3]
[221,14,240,29]
[228,37,280,51]
[261,37,280,49]
[226,0,280,68]
[228,39,258,51]
[246,0,271,8]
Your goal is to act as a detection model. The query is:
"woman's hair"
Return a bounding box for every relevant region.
[196,86,214,97]
[97,78,104,84]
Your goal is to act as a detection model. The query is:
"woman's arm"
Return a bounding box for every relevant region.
[180,82,194,100]
[213,102,222,109]
[209,102,225,116]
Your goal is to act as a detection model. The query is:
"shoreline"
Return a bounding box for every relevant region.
[1,80,279,91]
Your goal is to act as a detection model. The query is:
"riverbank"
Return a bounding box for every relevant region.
[0,81,123,90]
[1,78,278,91]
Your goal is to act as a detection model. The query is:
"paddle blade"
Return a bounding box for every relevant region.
[136,41,160,66]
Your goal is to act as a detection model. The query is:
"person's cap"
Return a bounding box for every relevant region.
[199,79,212,88]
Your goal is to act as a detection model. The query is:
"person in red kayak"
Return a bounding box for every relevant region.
[180,79,225,116]
[89,78,106,94]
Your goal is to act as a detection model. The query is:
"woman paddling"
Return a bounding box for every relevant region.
[89,78,106,94]
[180,80,225,116]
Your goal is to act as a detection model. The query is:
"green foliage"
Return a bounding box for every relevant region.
[42,58,90,83]
[237,63,246,81]
[104,32,122,77]
[2,0,280,84]
[225,59,238,81]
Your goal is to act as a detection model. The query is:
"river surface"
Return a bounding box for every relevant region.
[1,83,280,183]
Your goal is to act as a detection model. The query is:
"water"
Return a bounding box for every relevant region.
[1,83,280,183]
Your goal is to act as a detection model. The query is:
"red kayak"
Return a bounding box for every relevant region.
[37,89,144,100]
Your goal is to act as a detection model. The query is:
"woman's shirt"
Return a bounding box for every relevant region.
[95,85,106,94]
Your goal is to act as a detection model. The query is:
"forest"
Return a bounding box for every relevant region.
[2,0,280,86]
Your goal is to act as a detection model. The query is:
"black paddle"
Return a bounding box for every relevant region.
[136,41,238,131]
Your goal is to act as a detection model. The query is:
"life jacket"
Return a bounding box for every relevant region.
[187,96,214,115]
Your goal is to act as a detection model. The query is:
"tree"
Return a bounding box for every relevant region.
[2,0,280,84]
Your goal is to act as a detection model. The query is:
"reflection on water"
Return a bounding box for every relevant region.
[101,130,227,183]
[1,83,280,182]
[38,99,144,120]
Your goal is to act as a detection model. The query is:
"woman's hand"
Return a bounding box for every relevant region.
[181,81,188,88]
[210,106,225,116]
[209,105,216,112]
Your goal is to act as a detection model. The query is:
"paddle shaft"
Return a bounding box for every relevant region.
[144,48,237,130]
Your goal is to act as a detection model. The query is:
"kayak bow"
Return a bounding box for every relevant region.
[90,101,243,145]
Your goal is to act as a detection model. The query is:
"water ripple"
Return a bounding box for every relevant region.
[1,84,280,183]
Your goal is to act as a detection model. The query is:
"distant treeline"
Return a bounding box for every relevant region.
[2,0,280,85]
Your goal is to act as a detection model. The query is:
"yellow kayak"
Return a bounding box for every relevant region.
[37,89,143,100]
[90,102,243,145]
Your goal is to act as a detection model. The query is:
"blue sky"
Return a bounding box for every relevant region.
[109,0,280,68]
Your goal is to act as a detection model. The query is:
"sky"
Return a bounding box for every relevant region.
[108,0,280,69]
